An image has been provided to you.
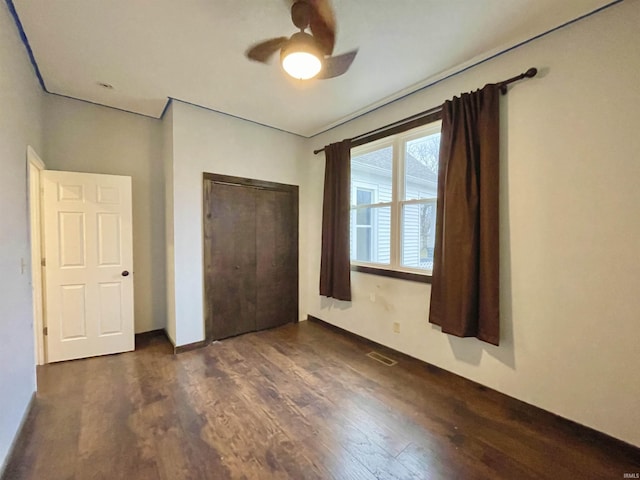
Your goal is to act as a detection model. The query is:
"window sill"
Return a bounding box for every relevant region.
[351,264,432,284]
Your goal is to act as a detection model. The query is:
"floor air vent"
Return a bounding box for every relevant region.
[366,351,397,366]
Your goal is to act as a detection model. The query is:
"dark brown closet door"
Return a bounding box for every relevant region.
[255,188,298,331]
[203,181,257,340]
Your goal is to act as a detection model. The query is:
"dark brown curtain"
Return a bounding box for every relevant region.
[429,84,500,345]
[319,140,352,301]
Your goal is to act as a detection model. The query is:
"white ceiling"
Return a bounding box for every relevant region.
[13,0,616,137]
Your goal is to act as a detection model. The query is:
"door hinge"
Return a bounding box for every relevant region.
[41,258,46,267]
[43,326,48,336]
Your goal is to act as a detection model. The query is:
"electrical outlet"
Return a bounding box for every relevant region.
[369,293,376,302]
[393,322,400,334]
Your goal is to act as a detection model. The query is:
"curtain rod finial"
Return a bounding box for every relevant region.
[525,67,538,78]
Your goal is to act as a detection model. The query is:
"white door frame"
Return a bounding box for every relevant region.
[27,146,46,365]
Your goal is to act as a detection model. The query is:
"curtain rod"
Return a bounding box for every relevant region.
[313,67,538,155]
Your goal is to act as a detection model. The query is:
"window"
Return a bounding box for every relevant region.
[350,121,441,279]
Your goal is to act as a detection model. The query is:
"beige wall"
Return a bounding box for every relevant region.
[304,1,640,447]
[162,103,177,345]
[0,1,43,471]
[165,100,307,345]
[42,94,166,334]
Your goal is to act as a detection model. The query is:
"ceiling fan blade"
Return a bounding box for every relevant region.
[246,37,289,63]
[318,49,358,79]
[309,0,336,55]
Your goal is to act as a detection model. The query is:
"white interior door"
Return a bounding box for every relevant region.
[42,170,134,362]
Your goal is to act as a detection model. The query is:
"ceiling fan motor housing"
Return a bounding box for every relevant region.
[291,1,312,30]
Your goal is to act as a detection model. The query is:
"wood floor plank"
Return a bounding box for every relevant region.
[3,322,639,480]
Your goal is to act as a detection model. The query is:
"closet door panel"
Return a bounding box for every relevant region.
[204,181,257,340]
[255,188,298,331]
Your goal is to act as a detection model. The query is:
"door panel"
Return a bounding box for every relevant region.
[98,282,123,334]
[255,188,298,331]
[97,213,121,265]
[204,181,257,340]
[42,170,134,362]
[60,284,87,339]
[58,212,86,267]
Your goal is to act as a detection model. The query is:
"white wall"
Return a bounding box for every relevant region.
[42,95,166,334]
[167,101,306,346]
[0,1,43,471]
[304,0,640,447]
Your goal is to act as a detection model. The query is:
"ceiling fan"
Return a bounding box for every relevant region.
[245,0,358,80]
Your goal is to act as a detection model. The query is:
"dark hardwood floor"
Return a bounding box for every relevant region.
[4,320,639,480]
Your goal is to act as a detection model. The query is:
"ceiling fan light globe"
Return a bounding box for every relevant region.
[280,32,323,80]
[282,51,322,80]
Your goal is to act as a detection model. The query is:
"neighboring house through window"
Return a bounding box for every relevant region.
[350,121,441,278]
[354,187,375,262]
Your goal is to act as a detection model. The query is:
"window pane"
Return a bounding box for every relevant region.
[356,206,371,225]
[404,133,440,201]
[350,206,391,264]
[356,227,371,261]
[356,189,372,206]
[401,201,436,271]
[351,146,393,204]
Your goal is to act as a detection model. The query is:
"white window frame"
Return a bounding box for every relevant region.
[350,120,442,276]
